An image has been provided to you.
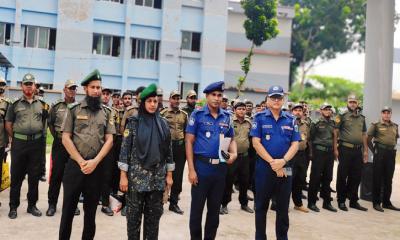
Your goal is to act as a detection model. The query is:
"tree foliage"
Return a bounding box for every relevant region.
[289,75,364,110]
[238,0,279,97]
[280,0,367,88]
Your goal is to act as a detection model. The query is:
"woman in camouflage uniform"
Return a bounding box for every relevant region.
[119,83,174,240]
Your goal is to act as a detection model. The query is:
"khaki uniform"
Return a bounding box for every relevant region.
[59,98,115,240]
[160,107,187,206]
[222,116,252,207]
[120,105,138,134]
[367,121,399,205]
[308,117,336,205]
[292,119,310,207]
[47,99,73,208]
[0,97,10,193]
[335,110,367,204]
[5,96,49,209]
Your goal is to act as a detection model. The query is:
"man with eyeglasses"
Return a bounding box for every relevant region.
[334,95,368,212]
[250,85,300,240]
[46,79,80,217]
[5,73,50,219]
[160,90,188,215]
[0,76,10,209]
[221,101,253,215]
[182,90,197,117]
[186,81,237,240]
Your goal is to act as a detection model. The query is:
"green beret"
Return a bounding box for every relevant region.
[81,69,102,86]
[140,83,157,101]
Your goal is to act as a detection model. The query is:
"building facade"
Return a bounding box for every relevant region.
[0,0,228,102]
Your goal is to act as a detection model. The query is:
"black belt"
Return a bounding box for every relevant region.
[314,144,333,152]
[195,155,223,165]
[375,142,395,150]
[340,141,362,149]
[172,139,185,145]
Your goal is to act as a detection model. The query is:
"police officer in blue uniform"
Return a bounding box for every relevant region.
[186,81,237,240]
[250,86,301,240]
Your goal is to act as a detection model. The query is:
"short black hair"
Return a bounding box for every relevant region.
[122,91,133,98]
[135,86,146,96]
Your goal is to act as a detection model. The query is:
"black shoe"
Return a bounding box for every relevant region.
[75,207,80,216]
[373,204,384,212]
[121,206,126,216]
[101,206,114,216]
[40,175,46,182]
[169,204,184,215]
[247,194,254,201]
[308,204,320,212]
[350,202,368,211]
[322,202,337,212]
[241,205,254,213]
[46,205,56,216]
[338,203,348,211]
[8,208,17,219]
[220,206,228,215]
[27,205,42,217]
[382,204,400,211]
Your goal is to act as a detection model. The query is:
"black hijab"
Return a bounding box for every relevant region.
[136,93,168,170]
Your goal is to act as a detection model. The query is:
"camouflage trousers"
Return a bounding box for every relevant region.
[126,190,164,240]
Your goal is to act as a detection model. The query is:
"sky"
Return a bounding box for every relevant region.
[310,0,400,92]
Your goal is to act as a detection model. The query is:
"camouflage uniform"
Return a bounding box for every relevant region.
[118,116,174,240]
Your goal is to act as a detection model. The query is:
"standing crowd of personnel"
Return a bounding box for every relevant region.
[0,70,399,240]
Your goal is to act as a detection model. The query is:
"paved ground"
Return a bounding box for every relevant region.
[1,156,400,240]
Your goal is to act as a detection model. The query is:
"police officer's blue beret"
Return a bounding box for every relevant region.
[203,81,225,94]
[267,85,284,97]
[81,69,102,86]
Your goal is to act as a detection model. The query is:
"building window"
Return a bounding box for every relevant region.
[96,0,124,3]
[0,22,12,46]
[180,82,198,98]
[131,38,160,60]
[134,0,162,9]
[181,31,201,52]
[22,25,56,50]
[92,34,121,57]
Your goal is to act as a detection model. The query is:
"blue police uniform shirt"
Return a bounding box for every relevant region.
[186,105,234,158]
[250,109,301,159]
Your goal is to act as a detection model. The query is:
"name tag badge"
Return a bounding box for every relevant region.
[266,134,271,141]
[206,131,211,138]
[76,115,89,120]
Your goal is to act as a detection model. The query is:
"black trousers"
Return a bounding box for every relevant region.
[222,153,249,206]
[40,135,47,177]
[291,151,307,207]
[101,151,114,206]
[126,190,163,240]
[336,145,363,204]
[190,160,227,240]
[9,137,42,208]
[111,135,122,194]
[169,140,186,205]
[372,147,396,205]
[308,148,334,205]
[48,138,69,206]
[59,159,103,240]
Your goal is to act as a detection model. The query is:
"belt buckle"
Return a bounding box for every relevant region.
[211,159,219,164]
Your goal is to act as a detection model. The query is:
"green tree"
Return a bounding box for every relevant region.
[238,0,279,97]
[280,0,366,89]
[289,75,364,110]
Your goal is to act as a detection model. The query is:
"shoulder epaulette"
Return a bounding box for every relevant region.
[67,102,79,109]
[1,98,11,103]
[160,108,168,115]
[52,99,65,107]
[102,104,112,111]
[11,98,21,106]
[181,109,188,116]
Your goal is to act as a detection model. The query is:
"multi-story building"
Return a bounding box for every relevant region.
[0,0,293,104]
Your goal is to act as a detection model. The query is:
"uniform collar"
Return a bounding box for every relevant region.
[203,105,224,117]
[80,98,88,108]
[380,120,393,126]
[264,109,286,119]
[168,107,180,113]
[21,95,38,103]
